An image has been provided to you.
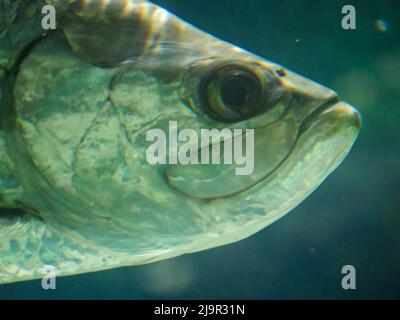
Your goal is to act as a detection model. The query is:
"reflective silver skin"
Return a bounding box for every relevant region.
[0,0,360,284]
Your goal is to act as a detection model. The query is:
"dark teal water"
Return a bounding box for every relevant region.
[1,0,399,299]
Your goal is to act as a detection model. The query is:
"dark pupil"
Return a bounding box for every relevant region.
[221,76,248,108]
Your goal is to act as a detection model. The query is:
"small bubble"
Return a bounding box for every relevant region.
[309,248,316,253]
[374,19,388,32]
[295,39,300,43]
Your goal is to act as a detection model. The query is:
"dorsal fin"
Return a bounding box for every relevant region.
[61,0,155,67]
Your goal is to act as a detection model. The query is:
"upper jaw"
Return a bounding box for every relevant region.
[298,96,362,137]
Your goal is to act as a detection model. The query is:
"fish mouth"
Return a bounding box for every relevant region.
[166,98,361,200]
[299,97,362,135]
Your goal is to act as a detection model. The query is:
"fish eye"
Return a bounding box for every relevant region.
[200,64,265,122]
[221,74,254,108]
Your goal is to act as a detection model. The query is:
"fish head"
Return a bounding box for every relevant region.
[88,3,362,252]
[1,0,361,272]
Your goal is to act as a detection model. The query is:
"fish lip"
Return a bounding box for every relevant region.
[298,96,362,136]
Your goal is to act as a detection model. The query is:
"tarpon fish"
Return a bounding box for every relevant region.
[0,0,360,284]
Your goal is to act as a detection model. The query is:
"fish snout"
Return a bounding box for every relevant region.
[298,97,362,137]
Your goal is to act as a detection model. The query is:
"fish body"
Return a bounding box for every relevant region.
[0,0,360,284]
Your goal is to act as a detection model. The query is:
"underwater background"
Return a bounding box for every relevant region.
[0,0,399,299]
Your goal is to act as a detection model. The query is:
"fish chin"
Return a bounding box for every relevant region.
[223,101,360,234]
